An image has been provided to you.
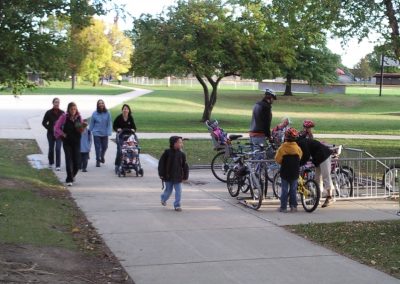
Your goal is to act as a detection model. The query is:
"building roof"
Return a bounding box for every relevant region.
[373,73,400,78]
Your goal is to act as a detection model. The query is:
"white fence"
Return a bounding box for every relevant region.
[129,76,259,89]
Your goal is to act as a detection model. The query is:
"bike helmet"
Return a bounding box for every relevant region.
[264,88,277,100]
[284,127,299,141]
[303,120,315,128]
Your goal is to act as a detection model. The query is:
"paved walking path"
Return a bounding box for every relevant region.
[0,90,399,283]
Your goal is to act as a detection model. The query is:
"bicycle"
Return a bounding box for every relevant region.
[226,154,263,210]
[272,171,320,212]
[206,120,247,182]
[330,145,354,197]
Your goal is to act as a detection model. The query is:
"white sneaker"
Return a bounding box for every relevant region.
[66,182,73,186]
[56,167,61,171]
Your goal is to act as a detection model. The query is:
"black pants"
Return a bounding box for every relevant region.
[47,132,62,167]
[63,141,80,183]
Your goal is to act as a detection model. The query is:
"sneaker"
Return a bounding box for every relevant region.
[278,208,288,213]
[82,169,87,172]
[48,165,53,169]
[96,161,100,167]
[321,196,333,208]
[66,182,73,186]
[161,201,166,206]
[174,207,182,212]
[290,207,298,213]
[56,167,61,171]
[101,157,105,163]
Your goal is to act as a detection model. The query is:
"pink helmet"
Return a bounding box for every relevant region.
[303,120,315,128]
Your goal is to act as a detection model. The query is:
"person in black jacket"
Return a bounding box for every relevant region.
[249,89,277,148]
[297,137,334,207]
[113,104,137,172]
[158,136,189,212]
[42,97,64,170]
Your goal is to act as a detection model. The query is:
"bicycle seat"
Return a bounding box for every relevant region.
[229,134,243,141]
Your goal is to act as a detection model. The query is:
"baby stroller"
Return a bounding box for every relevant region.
[116,129,144,177]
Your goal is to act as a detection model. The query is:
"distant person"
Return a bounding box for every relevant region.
[42,97,64,170]
[79,119,91,172]
[54,102,85,186]
[89,99,112,167]
[113,104,137,172]
[275,128,303,213]
[297,137,334,207]
[272,116,291,146]
[249,88,276,148]
[158,136,189,212]
[299,120,315,139]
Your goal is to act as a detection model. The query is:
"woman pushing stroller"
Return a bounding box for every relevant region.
[113,104,137,173]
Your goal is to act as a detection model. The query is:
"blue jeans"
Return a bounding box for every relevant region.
[161,182,182,208]
[250,136,266,150]
[280,178,298,210]
[47,132,62,167]
[93,136,108,162]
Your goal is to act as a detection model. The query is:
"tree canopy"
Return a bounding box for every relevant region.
[332,0,400,59]
[0,0,109,93]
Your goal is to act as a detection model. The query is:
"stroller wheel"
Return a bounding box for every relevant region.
[139,168,144,177]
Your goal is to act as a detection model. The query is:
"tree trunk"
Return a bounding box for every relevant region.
[283,75,293,96]
[384,0,400,59]
[205,75,223,121]
[195,74,211,122]
[71,70,76,90]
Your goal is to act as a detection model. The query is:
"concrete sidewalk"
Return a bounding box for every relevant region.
[0,91,399,283]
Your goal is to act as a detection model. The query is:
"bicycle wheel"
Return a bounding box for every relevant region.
[333,167,354,197]
[383,165,400,193]
[248,174,263,210]
[300,179,320,213]
[266,162,280,183]
[338,166,354,197]
[272,172,282,199]
[211,151,234,182]
[226,169,240,197]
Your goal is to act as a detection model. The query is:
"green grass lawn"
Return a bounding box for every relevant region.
[110,86,400,134]
[0,80,129,95]
[287,220,400,279]
[0,140,76,249]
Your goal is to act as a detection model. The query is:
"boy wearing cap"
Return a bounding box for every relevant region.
[158,136,189,211]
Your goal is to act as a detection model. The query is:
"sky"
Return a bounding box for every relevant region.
[105,0,376,68]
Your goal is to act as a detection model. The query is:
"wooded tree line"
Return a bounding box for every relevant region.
[1,0,400,119]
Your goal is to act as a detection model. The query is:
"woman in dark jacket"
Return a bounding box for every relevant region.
[42,97,64,170]
[297,137,334,207]
[113,104,137,172]
[54,102,84,186]
[158,136,189,211]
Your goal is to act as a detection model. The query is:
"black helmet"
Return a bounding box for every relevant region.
[264,88,277,100]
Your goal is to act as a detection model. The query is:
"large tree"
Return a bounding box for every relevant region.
[267,0,341,96]
[77,20,112,86]
[333,0,400,59]
[131,0,257,121]
[352,57,375,83]
[101,23,133,83]
[0,0,108,93]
